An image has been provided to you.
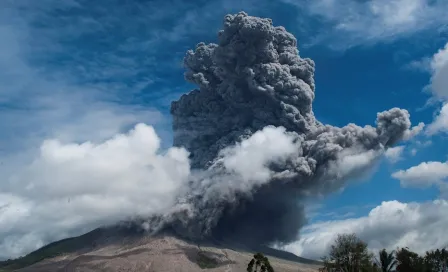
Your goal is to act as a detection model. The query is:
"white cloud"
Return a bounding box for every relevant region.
[405,57,432,73]
[424,43,448,136]
[384,146,405,163]
[217,126,298,185]
[0,124,191,259]
[284,200,448,260]
[416,140,432,147]
[426,103,448,135]
[283,0,448,48]
[407,140,431,156]
[431,43,448,71]
[430,43,448,99]
[392,161,448,189]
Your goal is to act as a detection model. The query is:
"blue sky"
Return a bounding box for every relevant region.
[1,0,448,260]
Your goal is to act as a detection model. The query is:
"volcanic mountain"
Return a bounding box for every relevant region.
[0,224,322,272]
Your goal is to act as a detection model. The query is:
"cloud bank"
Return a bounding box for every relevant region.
[0,124,190,259]
[284,200,448,260]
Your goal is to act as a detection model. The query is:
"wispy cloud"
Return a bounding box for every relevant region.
[384,146,405,163]
[305,203,376,223]
[282,0,448,49]
[0,0,170,155]
[392,160,448,192]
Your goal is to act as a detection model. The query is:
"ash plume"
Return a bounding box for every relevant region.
[165,12,413,246]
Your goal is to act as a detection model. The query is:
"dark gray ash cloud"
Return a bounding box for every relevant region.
[166,12,413,246]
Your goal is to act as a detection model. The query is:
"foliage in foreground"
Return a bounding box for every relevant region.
[320,233,448,272]
[247,253,274,272]
[321,233,376,272]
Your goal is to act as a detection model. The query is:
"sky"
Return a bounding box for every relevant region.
[0,0,448,261]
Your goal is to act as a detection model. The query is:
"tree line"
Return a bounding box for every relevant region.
[321,233,448,272]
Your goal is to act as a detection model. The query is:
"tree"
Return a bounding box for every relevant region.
[423,248,448,272]
[322,233,376,272]
[319,233,448,272]
[424,250,441,272]
[376,249,396,272]
[393,247,448,272]
[395,247,425,272]
[440,248,448,272]
[247,253,274,272]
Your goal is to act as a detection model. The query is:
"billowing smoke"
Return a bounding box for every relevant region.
[165,12,414,246]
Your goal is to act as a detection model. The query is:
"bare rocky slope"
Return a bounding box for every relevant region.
[1,226,322,272]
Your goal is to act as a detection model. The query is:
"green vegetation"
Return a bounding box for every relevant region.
[393,247,448,272]
[321,233,376,272]
[247,252,274,272]
[321,233,448,272]
[378,249,396,272]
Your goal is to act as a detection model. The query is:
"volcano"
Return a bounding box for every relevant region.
[0,224,322,272]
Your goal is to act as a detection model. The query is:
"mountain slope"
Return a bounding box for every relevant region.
[0,226,322,271]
